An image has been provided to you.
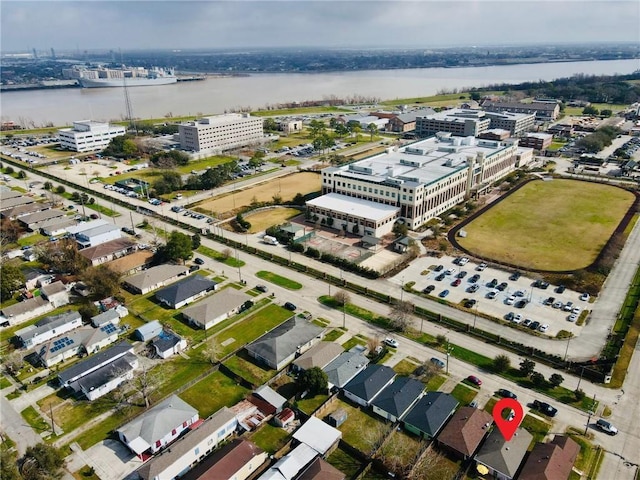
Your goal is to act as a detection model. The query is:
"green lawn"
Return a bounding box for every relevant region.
[256,271,303,290]
[196,245,246,267]
[426,375,447,391]
[393,359,420,376]
[17,233,48,247]
[457,179,635,271]
[216,303,294,356]
[323,329,345,342]
[296,393,329,415]
[327,447,363,479]
[21,406,52,434]
[248,423,291,454]
[179,370,250,418]
[450,383,478,406]
[330,399,390,454]
[74,405,144,450]
[377,430,424,472]
[0,376,12,389]
[223,352,276,386]
[252,106,353,117]
[341,334,368,351]
[520,414,552,445]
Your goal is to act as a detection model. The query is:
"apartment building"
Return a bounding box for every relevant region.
[415,109,491,138]
[314,134,527,231]
[178,114,263,153]
[58,121,126,152]
[483,111,536,136]
[519,133,553,150]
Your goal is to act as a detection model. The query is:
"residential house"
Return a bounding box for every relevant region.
[65,219,110,235]
[123,265,190,295]
[258,443,318,480]
[75,223,122,249]
[253,385,287,414]
[277,120,303,135]
[474,427,532,480]
[15,310,82,349]
[91,306,128,327]
[1,200,51,220]
[58,340,134,389]
[342,364,396,407]
[150,331,187,359]
[0,296,53,327]
[40,281,69,308]
[292,416,342,456]
[135,320,164,342]
[322,348,370,390]
[75,351,138,401]
[392,236,411,253]
[136,407,239,480]
[370,376,424,423]
[231,400,267,432]
[38,218,77,237]
[1,196,36,213]
[437,406,493,460]
[23,269,50,291]
[117,395,199,458]
[179,439,267,480]
[291,342,343,373]
[518,435,580,480]
[155,276,217,309]
[182,289,251,330]
[18,209,65,231]
[79,238,137,266]
[297,458,346,480]
[273,408,295,427]
[37,323,120,367]
[245,317,324,370]
[107,250,154,276]
[403,392,459,439]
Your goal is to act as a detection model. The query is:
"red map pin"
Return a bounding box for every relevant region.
[492,397,524,441]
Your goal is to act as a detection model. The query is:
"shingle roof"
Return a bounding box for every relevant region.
[151,331,183,353]
[40,281,66,297]
[58,340,133,385]
[16,310,81,343]
[137,408,238,480]
[246,317,323,367]
[123,265,189,292]
[155,275,216,306]
[0,296,50,318]
[117,395,198,451]
[298,457,346,480]
[181,289,251,324]
[76,353,136,393]
[403,392,459,437]
[518,435,579,480]
[370,376,424,419]
[475,427,532,478]
[323,350,370,388]
[79,238,136,261]
[292,342,343,371]
[438,406,493,457]
[343,364,396,403]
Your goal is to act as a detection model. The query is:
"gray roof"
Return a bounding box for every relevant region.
[19,209,65,225]
[123,264,189,292]
[16,310,81,343]
[475,427,532,478]
[0,296,50,318]
[292,342,343,371]
[293,416,342,455]
[254,385,287,410]
[58,340,133,384]
[65,219,109,235]
[41,281,66,297]
[0,196,35,210]
[343,364,396,402]
[135,320,163,340]
[151,331,183,353]
[245,317,324,367]
[137,407,238,480]
[323,350,370,388]
[91,309,120,326]
[370,376,424,418]
[1,202,53,219]
[181,289,251,324]
[155,275,216,306]
[75,223,121,239]
[76,353,136,393]
[0,189,23,200]
[117,395,198,447]
[37,324,118,363]
[403,392,459,437]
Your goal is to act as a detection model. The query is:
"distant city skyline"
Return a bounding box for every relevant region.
[1,0,639,53]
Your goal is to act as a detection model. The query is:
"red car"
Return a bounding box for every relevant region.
[467,375,482,386]
[451,278,462,287]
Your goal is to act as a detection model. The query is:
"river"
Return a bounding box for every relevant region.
[1,58,638,127]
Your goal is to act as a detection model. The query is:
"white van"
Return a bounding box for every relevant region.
[263,235,279,245]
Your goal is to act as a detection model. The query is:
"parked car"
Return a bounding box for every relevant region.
[384,338,399,348]
[555,285,566,294]
[568,313,578,322]
[451,278,462,287]
[530,321,541,330]
[563,302,574,312]
[456,271,468,279]
[514,290,526,297]
[439,289,450,298]
[487,278,498,288]
[445,268,456,276]
[464,299,477,308]
[596,419,618,435]
[467,375,482,386]
[434,265,444,272]
[522,318,532,327]
[486,290,498,299]
[256,285,268,293]
[553,301,563,309]
[469,274,480,283]
[505,295,516,306]
[580,293,590,301]
[509,272,521,281]
[532,400,558,417]
[430,357,446,369]
[459,257,469,266]
[513,314,523,324]
[543,296,556,306]
[538,323,549,333]
[467,284,480,293]
[436,273,446,281]
[423,285,435,294]
[194,257,205,265]
[496,282,508,292]
[497,389,517,399]
[477,263,487,271]
[505,312,514,321]
[284,302,297,311]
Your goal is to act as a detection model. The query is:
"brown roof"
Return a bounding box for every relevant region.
[79,238,136,261]
[437,406,492,457]
[298,457,346,480]
[180,439,265,480]
[106,250,153,273]
[518,435,579,480]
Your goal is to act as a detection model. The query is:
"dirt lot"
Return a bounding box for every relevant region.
[196,172,321,217]
[244,207,301,233]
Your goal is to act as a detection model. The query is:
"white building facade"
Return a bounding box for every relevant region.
[178,114,263,153]
[58,121,126,153]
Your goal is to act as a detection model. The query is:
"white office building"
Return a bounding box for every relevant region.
[178,114,263,153]
[58,121,126,153]
[315,134,527,231]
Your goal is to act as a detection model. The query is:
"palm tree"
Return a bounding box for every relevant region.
[367,123,378,141]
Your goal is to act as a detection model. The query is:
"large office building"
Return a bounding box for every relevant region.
[483,111,536,136]
[58,121,126,153]
[312,133,532,232]
[483,101,561,121]
[178,114,263,153]
[415,109,491,138]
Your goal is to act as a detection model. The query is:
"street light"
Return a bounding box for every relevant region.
[445,340,454,375]
[564,334,572,362]
[473,301,480,330]
[400,275,405,302]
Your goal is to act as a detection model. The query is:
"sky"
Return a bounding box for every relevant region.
[1,0,639,53]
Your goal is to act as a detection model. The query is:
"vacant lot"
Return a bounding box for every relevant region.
[196,172,321,216]
[245,207,301,233]
[457,179,635,271]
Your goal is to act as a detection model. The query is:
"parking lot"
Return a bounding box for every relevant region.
[394,255,591,338]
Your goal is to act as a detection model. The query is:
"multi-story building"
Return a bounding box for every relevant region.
[178,114,263,153]
[313,134,529,232]
[519,133,553,150]
[415,109,491,138]
[483,101,561,121]
[58,121,126,152]
[483,111,536,136]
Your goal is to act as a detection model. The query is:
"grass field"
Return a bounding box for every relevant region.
[256,271,303,290]
[245,207,301,233]
[195,172,321,216]
[457,179,635,271]
[179,370,249,418]
[248,423,291,454]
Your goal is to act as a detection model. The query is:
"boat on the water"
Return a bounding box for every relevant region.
[71,65,177,88]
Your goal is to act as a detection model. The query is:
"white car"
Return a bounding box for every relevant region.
[445,268,456,275]
[572,306,581,315]
[513,314,523,324]
[459,257,469,266]
[580,293,590,301]
[477,263,487,271]
[384,338,399,348]
[538,324,549,333]
[568,313,578,322]
[505,295,516,305]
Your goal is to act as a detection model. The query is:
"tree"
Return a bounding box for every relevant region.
[582,105,600,115]
[0,263,25,302]
[0,219,24,244]
[308,119,326,139]
[470,91,482,101]
[55,185,65,194]
[3,350,24,376]
[249,151,265,168]
[21,443,66,480]
[191,233,201,250]
[156,231,193,264]
[203,338,221,364]
[134,365,160,409]
[549,373,564,388]
[389,300,414,332]
[409,447,458,480]
[296,367,328,396]
[392,221,408,238]
[492,354,511,373]
[272,193,282,204]
[36,239,88,275]
[333,290,351,306]
[600,109,613,118]
[292,193,305,205]
[78,301,99,322]
[352,224,359,235]
[17,170,27,179]
[263,118,278,132]
[519,358,536,377]
[43,181,53,191]
[1,449,20,480]
[574,388,585,401]
[530,371,546,387]
[367,122,378,141]
[81,266,121,298]
[221,248,232,260]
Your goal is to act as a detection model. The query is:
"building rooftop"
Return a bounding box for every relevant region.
[370,376,424,419]
[293,416,341,455]
[475,427,532,478]
[15,310,80,343]
[323,350,370,388]
[155,275,217,307]
[343,364,396,403]
[438,406,493,457]
[403,391,459,437]
[124,265,189,292]
[58,340,133,385]
[306,193,399,222]
[292,341,344,371]
[79,238,136,262]
[181,289,251,324]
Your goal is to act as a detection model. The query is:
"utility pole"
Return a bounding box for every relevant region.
[473,301,480,330]
[445,340,454,375]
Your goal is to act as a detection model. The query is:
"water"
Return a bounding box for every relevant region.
[1,58,638,127]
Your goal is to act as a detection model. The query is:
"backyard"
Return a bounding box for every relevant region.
[178,370,250,418]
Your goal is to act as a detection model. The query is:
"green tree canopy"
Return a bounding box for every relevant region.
[297,366,328,396]
[156,231,193,264]
[1,263,25,302]
[21,443,66,480]
[81,265,121,299]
